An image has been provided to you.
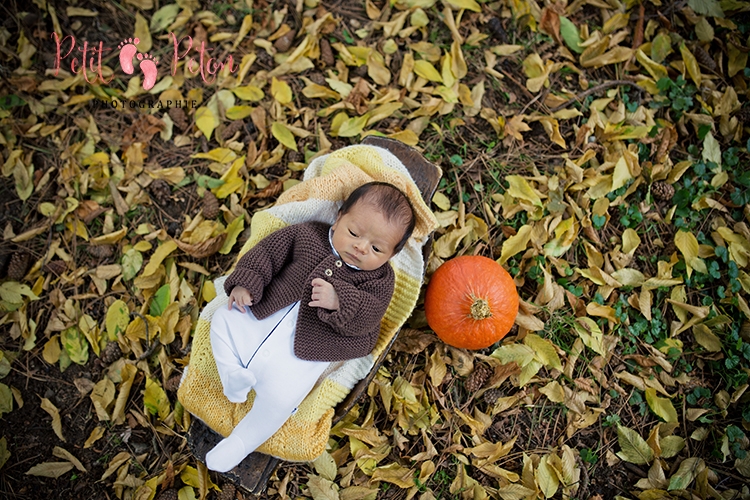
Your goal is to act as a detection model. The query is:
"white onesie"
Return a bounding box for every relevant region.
[206,302,331,471]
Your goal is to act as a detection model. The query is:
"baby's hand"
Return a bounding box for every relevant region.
[228,286,253,312]
[309,278,340,310]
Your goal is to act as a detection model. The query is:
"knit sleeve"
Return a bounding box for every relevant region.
[316,269,394,336]
[223,224,300,301]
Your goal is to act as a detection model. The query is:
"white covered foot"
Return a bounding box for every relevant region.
[221,366,257,403]
[205,434,249,472]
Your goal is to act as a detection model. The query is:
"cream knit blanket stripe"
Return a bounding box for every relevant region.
[178,145,438,461]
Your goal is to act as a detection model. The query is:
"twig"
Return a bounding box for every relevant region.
[549,80,643,113]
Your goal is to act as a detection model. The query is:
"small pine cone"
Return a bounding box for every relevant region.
[88,245,114,258]
[156,489,179,500]
[221,120,244,141]
[740,321,750,342]
[168,107,188,131]
[44,260,67,275]
[100,341,123,365]
[7,252,30,281]
[216,484,236,500]
[150,179,172,206]
[483,388,504,405]
[488,17,506,41]
[319,38,334,67]
[734,108,750,124]
[164,373,182,393]
[273,29,296,53]
[652,181,675,201]
[693,45,716,71]
[465,364,493,393]
[202,191,220,219]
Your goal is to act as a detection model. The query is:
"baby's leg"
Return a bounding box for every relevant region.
[210,307,259,403]
[205,345,329,472]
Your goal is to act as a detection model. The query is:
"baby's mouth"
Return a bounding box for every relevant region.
[345,252,359,263]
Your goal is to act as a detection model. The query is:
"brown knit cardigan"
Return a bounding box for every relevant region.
[223,221,395,362]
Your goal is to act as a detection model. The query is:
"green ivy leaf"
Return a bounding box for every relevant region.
[560,17,583,53]
[149,284,171,317]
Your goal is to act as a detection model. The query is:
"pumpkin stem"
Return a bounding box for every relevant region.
[469,296,492,320]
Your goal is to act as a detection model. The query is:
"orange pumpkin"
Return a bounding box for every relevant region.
[424,255,519,350]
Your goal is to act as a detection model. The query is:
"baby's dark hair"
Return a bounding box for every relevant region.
[340,182,416,254]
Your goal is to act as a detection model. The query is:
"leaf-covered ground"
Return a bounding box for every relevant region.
[1,0,750,499]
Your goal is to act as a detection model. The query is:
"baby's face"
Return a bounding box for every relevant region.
[331,201,403,271]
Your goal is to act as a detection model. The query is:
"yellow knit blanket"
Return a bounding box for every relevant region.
[178,145,439,461]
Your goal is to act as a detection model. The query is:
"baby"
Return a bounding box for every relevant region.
[205,181,416,472]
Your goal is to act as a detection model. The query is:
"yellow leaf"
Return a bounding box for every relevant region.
[90,227,128,246]
[41,397,65,442]
[505,175,542,207]
[271,122,298,151]
[203,281,216,303]
[134,13,152,53]
[226,106,254,120]
[142,240,178,277]
[84,426,106,448]
[490,343,536,368]
[498,224,533,265]
[43,336,61,365]
[413,60,443,82]
[680,44,702,88]
[539,381,565,403]
[636,49,668,80]
[144,378,170,420]
[66,7,98,16]
[53,446,86,472]
[581,46,633,68]
[444,0,481,11]
[491,45,524,56]
[387,130,419,146]
[692,324,722,352]
[192,148,237,163]
[301,80,341,100]
[522,53,552,92]
[538,117,565,148]
[233,14,254,50]
[105,300,130,341]
[433,225,472,258]
[728,42,749,77]
[616,425,654,465]
[524,334,563,370]
[25,462,74,478]
[612,156,633,191]
[432,191,451,210]
[91,377,115,421]
[504,115,531,141]
[622,228,641,254]
[536,455,559,498]
[195,106,217,140]
[675,230,700,278]
[366,103,403,127]
[220,216,245,254]
[271,77,292,105]
[337,115,369,138]
[232,85,264,101]
[645,388,678,423]
[368,53,391,85]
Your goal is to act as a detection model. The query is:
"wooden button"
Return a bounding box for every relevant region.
[325,269,332,276]
[335,260,342,267]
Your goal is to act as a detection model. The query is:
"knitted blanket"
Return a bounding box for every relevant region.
[177,144,439,461]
